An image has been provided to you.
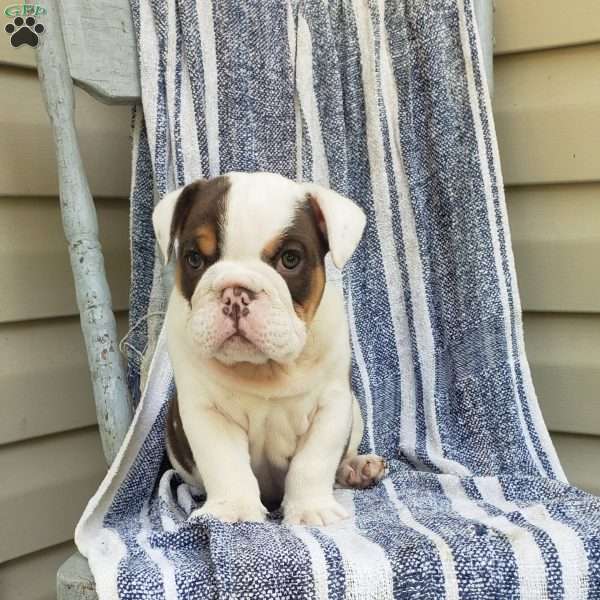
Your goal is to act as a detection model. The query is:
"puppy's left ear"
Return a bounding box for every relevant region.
[304,184,367,269]
[152,186,186,264]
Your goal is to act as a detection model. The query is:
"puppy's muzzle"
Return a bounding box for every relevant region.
[221,286,255,329]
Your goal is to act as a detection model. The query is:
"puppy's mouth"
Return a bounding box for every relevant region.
[225,330,253,346]
[216,329,269,366]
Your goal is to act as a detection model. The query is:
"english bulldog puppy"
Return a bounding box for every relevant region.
[154,171,385,526]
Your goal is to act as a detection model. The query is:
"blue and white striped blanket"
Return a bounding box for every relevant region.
[76,1,600,598]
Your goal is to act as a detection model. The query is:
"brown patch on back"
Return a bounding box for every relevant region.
[166,393,196,476]
[170,176,230,302]
[195,224,218,257]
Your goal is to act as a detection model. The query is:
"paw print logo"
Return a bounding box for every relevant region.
[5,16,45,48]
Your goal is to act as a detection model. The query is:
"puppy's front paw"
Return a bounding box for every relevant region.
[283,496,349,527]
[190,497,267,523]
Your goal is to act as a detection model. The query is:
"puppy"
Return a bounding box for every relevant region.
[153,172,385,526]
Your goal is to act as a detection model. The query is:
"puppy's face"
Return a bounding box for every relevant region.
[154,172,365,366]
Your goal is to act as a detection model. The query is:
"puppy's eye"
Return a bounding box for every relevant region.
[185,251,204,269]
[279,249,302,270]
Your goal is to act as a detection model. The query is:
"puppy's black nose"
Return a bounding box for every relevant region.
[221,286,254,323]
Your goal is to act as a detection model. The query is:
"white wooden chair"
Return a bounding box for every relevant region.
[35,1,494,597]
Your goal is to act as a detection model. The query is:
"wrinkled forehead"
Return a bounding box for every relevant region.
[222,172,303,259]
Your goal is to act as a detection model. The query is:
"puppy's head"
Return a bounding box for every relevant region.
[154,172,365,366]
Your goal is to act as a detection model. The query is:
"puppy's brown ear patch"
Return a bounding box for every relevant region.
[168,185,197,259]
[303,184,366,269]
[172,176,229,302]
[308,195,327,240]
[168,177,230,259]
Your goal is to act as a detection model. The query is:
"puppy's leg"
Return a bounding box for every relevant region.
[282,382,353,527]
[182,403,267,523]
[335,397,386,489]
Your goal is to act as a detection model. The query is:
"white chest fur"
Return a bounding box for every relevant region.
[214,388,324,504]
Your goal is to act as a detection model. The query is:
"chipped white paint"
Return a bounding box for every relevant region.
[57,0,140,103]
[473,0,495,96]
[36,0,133,472]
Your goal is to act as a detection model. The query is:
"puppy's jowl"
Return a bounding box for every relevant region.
[154,172,386,526]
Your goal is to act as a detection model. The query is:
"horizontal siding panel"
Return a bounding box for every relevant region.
[524,313,600,436]
[0,67,132,198]
[0,428,105,563]
[0,313,128,446]
[0,46,35,69]
[551,432,600,496]
[0,196,130,323]
[0,542,75,600]
[494,44,600,185]
[508,183,600,312]
[495,0,600,55]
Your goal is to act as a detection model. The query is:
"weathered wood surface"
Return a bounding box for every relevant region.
[473,0,494,97]
[35,0,132,466]
[57,0,140,103]
[54,0,491,105]
[57,552,99,600]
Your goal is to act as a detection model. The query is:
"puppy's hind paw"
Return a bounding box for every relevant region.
[336,454,387,489]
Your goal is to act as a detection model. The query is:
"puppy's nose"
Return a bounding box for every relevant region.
[221,286,254,322]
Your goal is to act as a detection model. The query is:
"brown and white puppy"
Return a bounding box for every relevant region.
[154,172,385,526]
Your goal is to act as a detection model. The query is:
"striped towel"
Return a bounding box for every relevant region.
[76,1,600,598]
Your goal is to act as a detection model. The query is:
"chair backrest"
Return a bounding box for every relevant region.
[56,0,494,104]
[57,0,140,103]
[36,0,495,465]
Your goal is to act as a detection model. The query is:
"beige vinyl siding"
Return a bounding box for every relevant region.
[0,50,131,599]
[507,184,600,313]
[0,198,129,323]
[0,429,106,563]
[0,313,128,445]
[524,314,600,437]
[0,41,35,70]
[0,65,131,197]
[0,542,75,600]
[496,44,600,186]
[496,8,600,493]
[552,434,600,496]
[494,0,600,55]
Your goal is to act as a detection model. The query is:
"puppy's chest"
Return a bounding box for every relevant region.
[225,393,318,464]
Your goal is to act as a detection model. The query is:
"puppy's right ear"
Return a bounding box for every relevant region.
[152,186,187,265]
